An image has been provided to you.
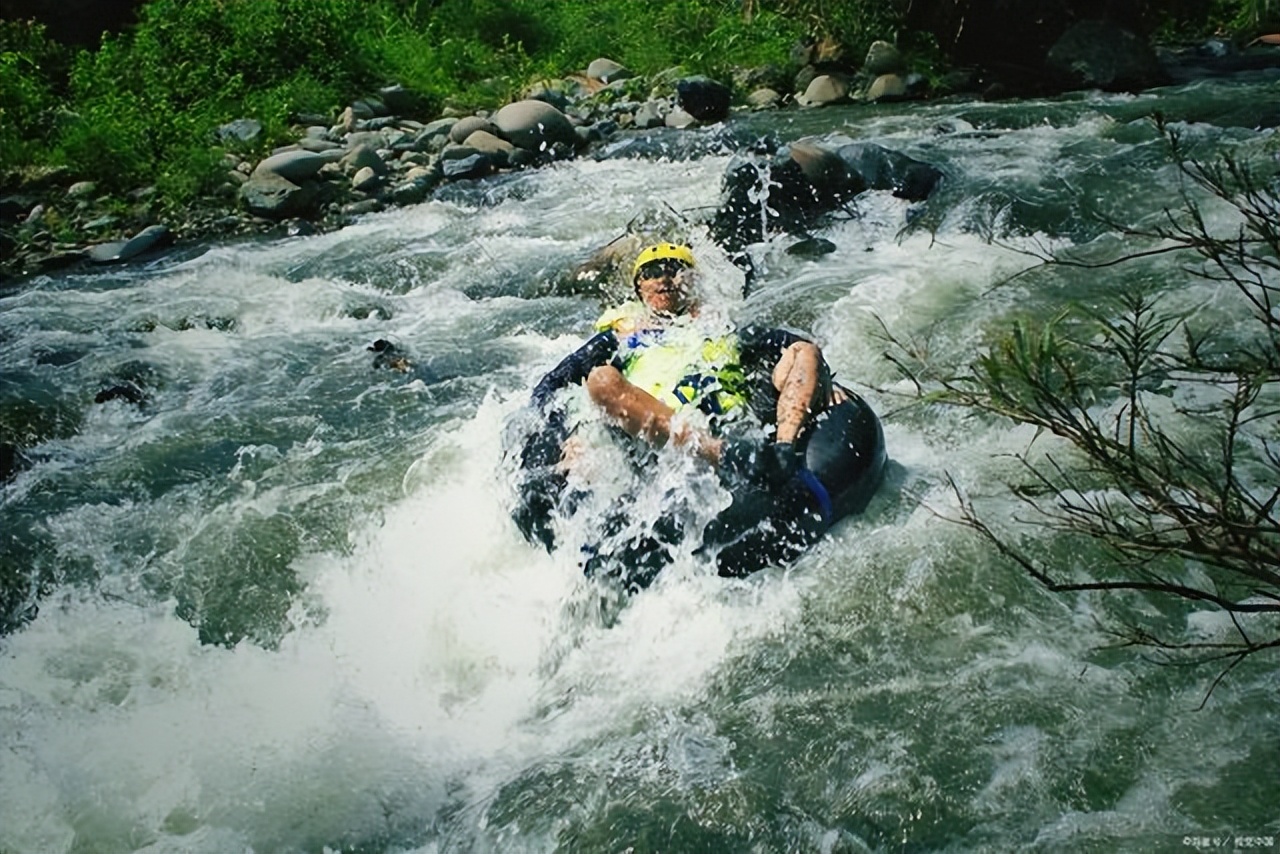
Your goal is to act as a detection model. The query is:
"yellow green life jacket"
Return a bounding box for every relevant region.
[595,303,749,415]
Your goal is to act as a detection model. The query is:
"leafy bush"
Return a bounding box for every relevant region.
[0,20,66,172]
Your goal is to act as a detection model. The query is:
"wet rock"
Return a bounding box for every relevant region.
[86,225,173,264]
[368,338,413,372]
[441,154,493,180]
[835,142,942,200]
[0,443,28,483]
[707,136,877,254]
[388,171,439,205]
[787,236,837,257]
[342,198,384,216]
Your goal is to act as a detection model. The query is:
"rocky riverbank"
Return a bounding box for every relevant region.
[3,24,1278,286]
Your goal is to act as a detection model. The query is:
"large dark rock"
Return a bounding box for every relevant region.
[835,142,943,201]
[675,76,732,123]
[710,145,865,252]
[1046,19,1168,91]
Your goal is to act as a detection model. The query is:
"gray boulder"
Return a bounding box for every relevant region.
[665,106,699,129]
[441,154,493,180]
[866,74,908,101]
[252,150,335,182]
[463,130,515,155]
[747,88,782,110]
[586,58,631,84]
[239,174,320,219]
[493,100,577,151]
[297,137,342,153]
[449,116,498,144]
[217,118,263,145]
[341,144,386,175]
[351,166,381,192]
[87,225,173,264]
[378,84,427,116]
[796,75,848,107]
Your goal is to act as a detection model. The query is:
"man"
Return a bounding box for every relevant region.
[511,243,885,588]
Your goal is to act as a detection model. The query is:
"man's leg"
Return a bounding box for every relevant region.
[771,341,830,443]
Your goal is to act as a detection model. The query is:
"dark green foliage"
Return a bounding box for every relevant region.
[0,20,68,170]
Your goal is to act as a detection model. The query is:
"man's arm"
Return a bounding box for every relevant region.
[530,330,618,411]
[585,365,723,465]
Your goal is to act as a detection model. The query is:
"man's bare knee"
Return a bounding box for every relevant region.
[586,365,624,402]
[773,341,820,388]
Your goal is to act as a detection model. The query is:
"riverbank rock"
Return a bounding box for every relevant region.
[675,76,732,123]
[86,224,173,264]
[864,40,906,76]
[587,58,631,85]
[217,119,263,146]
[796,75,849,107]
[494,100,578,152]
[866,74,909,101]
[1045,19,1167,91]
[239,174,320,219]
[449,116,498,144]
[252,150,336,182]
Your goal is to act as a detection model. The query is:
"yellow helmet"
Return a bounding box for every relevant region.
[631,243,696,283]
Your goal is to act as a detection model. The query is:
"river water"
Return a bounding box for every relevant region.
[1,75,1277,853]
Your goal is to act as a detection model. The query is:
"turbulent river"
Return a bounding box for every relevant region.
[2,75,1278,854]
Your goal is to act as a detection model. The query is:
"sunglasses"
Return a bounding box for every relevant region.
[636,258,692,280]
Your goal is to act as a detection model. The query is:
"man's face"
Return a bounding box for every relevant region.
[635,259,695,316]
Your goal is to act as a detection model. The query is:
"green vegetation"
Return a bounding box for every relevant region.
[0,0,815,214]
[0,0,1273,228]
